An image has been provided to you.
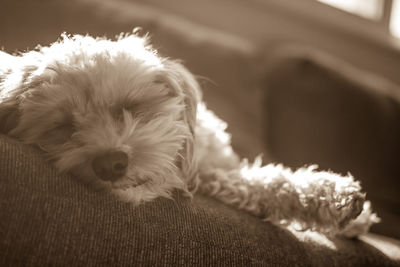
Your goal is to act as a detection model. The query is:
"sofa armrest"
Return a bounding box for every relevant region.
[1,134,399,266]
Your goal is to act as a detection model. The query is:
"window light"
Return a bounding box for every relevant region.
[390,0,400,38]
[317,0,384,20]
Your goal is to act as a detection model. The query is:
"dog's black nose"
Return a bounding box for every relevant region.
[92,151,128,182]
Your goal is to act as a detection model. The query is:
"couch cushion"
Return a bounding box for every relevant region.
[1,135,399,266]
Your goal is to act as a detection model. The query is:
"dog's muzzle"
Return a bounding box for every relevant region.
[92,151,128,182]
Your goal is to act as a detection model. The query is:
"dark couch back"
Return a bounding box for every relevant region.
[263,47,400,238]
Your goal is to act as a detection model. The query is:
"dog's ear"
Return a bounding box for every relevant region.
[0,98,20,133]
[0,54,20,133]
[159,60,202,192]
[0,64,51,134]
[0,73,25,133]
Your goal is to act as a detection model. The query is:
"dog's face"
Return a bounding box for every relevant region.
[0,34,200,203]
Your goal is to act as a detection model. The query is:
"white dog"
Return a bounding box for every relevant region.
[0,33,379,237]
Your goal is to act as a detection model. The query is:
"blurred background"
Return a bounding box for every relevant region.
[1,0,399,239]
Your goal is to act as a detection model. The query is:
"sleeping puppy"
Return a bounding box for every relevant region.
[0,32,379,237]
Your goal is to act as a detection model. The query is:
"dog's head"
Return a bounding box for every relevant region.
[0,33,200,203]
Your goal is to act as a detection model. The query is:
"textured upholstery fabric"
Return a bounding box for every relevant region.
[1,134,400,266]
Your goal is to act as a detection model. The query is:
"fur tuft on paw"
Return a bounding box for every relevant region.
[339,201,381,238]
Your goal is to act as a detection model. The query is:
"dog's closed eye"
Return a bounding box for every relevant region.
[45,121,75,145]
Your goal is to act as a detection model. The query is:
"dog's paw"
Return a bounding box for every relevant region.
[339,201,381,238]
[337,192,365,229]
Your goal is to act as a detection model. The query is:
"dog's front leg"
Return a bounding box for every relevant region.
[198,160,368,235]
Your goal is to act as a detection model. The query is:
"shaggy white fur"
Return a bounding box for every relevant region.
[0,32,379,237]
